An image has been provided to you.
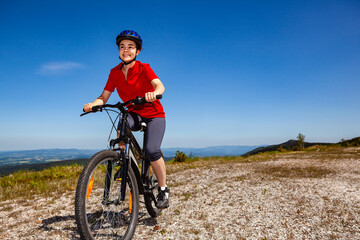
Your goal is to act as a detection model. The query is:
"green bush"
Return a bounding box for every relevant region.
[172,150,188,163]
[277,145,287,152]
[297,133,305,149]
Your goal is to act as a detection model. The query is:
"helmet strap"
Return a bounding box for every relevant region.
[119,56,136,69]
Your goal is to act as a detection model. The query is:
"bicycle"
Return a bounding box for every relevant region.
[75,95,163,240]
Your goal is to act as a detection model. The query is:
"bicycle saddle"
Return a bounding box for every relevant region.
[140,122,147,132]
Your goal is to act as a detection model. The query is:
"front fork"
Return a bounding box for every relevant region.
[103,160,113,201]
[120,141,130,202]
[102,140,130,204]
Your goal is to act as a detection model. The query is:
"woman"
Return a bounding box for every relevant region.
[84,30,169,209]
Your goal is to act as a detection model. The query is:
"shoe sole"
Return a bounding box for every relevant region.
[156,203,169,209]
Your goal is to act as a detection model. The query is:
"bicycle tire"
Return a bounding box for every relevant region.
[75,150,139,240]
[144,166,162,218]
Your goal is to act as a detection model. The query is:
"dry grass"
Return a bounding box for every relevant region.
[255,165,335,179]
[0,145,360,239]
[1,146,359,202]
[0,164,83,201]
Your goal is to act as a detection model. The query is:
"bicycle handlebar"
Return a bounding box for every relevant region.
[81,95,162,117]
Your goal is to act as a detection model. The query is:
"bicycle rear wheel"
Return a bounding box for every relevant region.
[75,150,139,240]
[144,165,162,218]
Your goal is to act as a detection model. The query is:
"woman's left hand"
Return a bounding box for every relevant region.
[145,92,157,102]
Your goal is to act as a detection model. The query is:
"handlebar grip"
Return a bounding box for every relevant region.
[92,105,102,112]
[134,95,162,105]
[80,106,102,116]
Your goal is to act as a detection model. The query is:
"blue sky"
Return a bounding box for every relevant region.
[0,0,359,151]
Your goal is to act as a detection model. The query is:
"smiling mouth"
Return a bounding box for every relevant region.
[120,56,135,63]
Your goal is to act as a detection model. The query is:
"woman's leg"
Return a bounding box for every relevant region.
[143,117,169,208]
[144,117,166,186]
[150,157,167,187]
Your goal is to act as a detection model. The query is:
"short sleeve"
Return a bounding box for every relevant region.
[142,64,159,83]
[104,70,116,92]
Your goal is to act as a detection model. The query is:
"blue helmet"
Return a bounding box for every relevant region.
[116,30,143,50]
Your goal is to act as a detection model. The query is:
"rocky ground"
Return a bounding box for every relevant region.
[1,147,360,239]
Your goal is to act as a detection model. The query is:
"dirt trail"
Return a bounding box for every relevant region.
[1,148,360,239]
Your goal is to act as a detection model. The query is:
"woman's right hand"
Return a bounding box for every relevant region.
[83,90,112,112]
[84,103,94,112]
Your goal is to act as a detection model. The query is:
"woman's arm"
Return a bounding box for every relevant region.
[145,78,165,102]
[84,90,112,112]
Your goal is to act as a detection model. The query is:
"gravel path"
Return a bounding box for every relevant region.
[1,147,360,239]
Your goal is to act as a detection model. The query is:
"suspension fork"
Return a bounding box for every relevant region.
[104,143,129,204]
[120,139,130,202]
[115,112,130,202]
[103,111,130,204]
[102,149,124,204]
[103,160,113,202]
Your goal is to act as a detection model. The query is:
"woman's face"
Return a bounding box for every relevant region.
[119,39,140,63]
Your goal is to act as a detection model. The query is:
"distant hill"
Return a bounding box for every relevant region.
[0,158,88,177]
[241,140,328,156]
[0,146,261,167]
[1,137,358,176]
[340,137,360,147]
[0,149,99,167]
[242,136,360,157]
[0,145,261,176]
[162,145,261,158]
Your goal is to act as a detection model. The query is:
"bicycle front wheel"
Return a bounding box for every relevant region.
[75,150,139,240]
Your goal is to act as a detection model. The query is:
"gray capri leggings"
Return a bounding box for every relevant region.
[118,112,166,162]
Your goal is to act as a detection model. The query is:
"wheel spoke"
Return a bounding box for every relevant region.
[75,150,139,239]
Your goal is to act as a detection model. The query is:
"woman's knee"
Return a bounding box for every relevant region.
[146,148,162,162]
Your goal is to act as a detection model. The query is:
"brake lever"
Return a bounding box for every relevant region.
[133,96,146,105]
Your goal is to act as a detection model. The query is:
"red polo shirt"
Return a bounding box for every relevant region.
[104,61,165,118]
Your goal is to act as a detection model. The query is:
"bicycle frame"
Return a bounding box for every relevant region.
[107,108,153,203]
[116,110,145,202]
[81,96,161,205]
[76,95,163,239]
